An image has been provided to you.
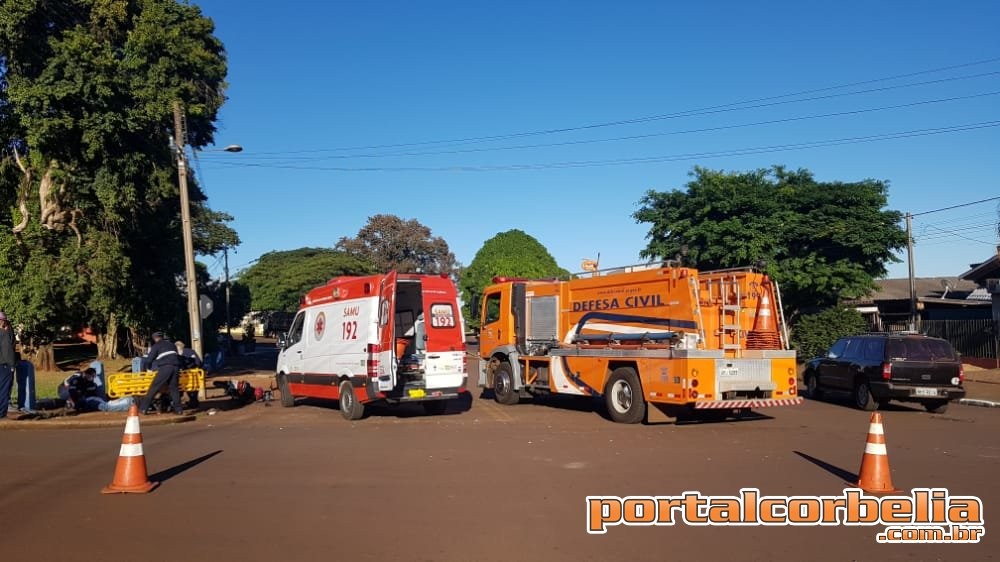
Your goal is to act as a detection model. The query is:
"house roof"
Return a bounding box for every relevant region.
[850,277,979,305]
[960,249,1000,283]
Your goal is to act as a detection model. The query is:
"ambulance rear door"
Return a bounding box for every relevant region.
[377,272,398,391]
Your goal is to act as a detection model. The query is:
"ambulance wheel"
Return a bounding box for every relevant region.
[339,380,365,420]
[605,367,646,424]
[493,361,520,405]
[277,373,295,408]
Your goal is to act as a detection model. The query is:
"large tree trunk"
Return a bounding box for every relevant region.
[25,343,57,372]
[97,317,119,360]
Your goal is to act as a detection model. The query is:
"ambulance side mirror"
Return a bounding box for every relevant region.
[469,294,480,317]
[277,333,288,349]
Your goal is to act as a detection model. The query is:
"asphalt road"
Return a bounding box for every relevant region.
[1,369,996,561]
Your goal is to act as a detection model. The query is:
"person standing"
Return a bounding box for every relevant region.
[137,331,183,415]
[0,311,16,418]
[175,340,202,409]
[15,352,36,414]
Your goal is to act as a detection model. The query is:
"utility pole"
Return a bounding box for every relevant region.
[224,246,231,340]
[905,212,917,332]
[173,101,206,400]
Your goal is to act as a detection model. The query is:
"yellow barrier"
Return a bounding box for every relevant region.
[106,368,205,399]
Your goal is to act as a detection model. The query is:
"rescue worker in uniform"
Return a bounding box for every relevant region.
[138,332,184,415]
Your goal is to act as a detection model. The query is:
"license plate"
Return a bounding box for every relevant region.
[720,367,739,377]
[408,389,426,398]
[914,387,938,397]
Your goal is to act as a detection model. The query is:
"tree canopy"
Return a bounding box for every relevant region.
[633,166,907,319]
[0,0,236,365]
[336,214,457,275]
[459,229,570,326]
[237,248,374,312]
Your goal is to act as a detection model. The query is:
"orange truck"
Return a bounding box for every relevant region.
[473,262,801,423]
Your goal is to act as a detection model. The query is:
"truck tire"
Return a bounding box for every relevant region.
[423,400,448,415]
[604,367,646,424]
[339,380,365,421]
[804,371,823,400]
[853,379,877,412]
[493,361,520,405]
[277,373,295,408]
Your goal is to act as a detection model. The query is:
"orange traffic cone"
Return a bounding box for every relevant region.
[746,275,781,349]
[101,401,157,494]
[851,412,902,495]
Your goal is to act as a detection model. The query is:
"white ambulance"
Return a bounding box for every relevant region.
[275,272,468,420]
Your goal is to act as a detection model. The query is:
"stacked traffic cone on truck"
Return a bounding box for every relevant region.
[746,275,783,350]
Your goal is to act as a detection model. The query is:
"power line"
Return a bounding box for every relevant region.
[915,210,997,227]
[916,222,997,241]
[200,120,1000,173]
[222,57,1000,156]
[208,90,1000,163]
[911,196,1000,216]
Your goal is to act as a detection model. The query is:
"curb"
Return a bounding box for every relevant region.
[959,398,1000,409]
[0,412,199,430]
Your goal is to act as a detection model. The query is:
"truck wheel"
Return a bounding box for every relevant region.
[277,373,295,408]
[423,400,448,415]
[339,380,365,421]
[853,380,877,412]
[924,400,949,414]
[804,371,823,400]
[493,361,520,405]
[604,367,646,424]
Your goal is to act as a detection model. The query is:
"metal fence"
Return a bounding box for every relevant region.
[867,316,998,360]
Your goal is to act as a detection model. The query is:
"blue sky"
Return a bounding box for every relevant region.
[192,0,1000,283]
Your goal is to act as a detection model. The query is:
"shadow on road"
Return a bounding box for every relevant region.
[794,451,858,484]
[803,394,923,413]
[150,450,223,485]
[296,391,475,419]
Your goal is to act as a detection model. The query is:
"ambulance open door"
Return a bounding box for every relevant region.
[377,272,398,392]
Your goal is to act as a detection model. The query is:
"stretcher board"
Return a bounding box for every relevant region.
[105,369,205,399]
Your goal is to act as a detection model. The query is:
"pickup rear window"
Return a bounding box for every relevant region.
[886,339,957,362]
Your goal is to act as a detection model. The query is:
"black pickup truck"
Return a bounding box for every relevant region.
[803,333,965,414]
[262,311,296,339]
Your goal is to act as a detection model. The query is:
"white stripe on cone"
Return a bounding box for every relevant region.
[125,416,141,435]
[864,442,888,455]
[869,423,884,435]
[119,443,144,457]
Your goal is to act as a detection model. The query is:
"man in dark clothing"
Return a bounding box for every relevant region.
[138,332,183,415]
[0,311,16,418]
[58,368,103,412]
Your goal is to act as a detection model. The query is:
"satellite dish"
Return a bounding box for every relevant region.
[940,279,952,298]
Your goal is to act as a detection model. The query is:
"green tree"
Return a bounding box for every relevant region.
[237,248,374,312]
[790,306,867,360]
[459,229,570,327]
[336,214,457,275]
[0,0,235,366]
[633,166,907,320]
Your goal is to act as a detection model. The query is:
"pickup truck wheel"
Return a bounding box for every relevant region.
[804,371,823,400]
[339,380,365,421]
[493,362,520,405]
[853,380,877,411]
[605,367,646,424]
[422,400,448,415]
[277,373,295,408]
[924,400,949,414]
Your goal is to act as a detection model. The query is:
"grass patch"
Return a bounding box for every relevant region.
[10,356,135,402]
